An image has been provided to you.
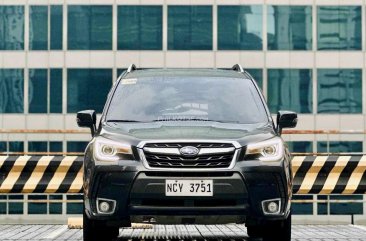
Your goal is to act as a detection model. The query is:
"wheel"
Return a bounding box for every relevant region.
[247,213,291,241]
[83,210,119,241]
[263,213,291,241]
[246,225,262,238]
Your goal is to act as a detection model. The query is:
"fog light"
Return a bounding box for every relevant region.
[96,198,116,215]
[261,198,281,215]
[99,201,110,213]
[267,201,278,213]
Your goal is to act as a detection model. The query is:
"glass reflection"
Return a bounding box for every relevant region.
[168,6,212,50]
[9,142,24,152]
[50,69,63,113]
[267,5,312,50]
[246,69,263,89]
[317,69,362,113]
[29,6,48,50]
[317,6,361,50]
[218,5,262,50]
[67,141,88,152]
[317,141,362,153]
[29,69,47,113]
[0,6,24,50]
[67,69,112,113]
[50,5,63,50]
[118,6,162,50]
[287,141,313,153]
[268,69,312,113]
[28,141,48,152]
[68,5,112,50]
[0,69,24,113]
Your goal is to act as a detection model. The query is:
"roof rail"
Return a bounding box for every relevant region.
[231,64,244,73]
[127,64,137,73]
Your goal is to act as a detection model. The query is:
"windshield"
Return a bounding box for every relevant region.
[105,76,268,124]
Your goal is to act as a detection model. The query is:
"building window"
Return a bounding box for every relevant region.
[218,5,262,50]
[317,141,362,153]
[267,69,312,113]
[318,195,363,215]
[68,5,112,50]
[292,195,313,215]
[29,69,63,113]
[267,5,312,50]
[287,141,313,153]
[317,69,362,113]
[29,69,47,113]
[168,6,212,50]
[28,141,48,152]
[9,142,24,152]
[28,195,47,214]
[67,69,112,113]
[246,69,263,89]
[67,141,88,153]
[28,141,62,152]
[49,142,63,152]
[118,6,162,50]
[67,195,83,214]
[0,195,6,214]
[329,195,363,215]
[0,69,24,113]
[29,5,63,50]
[0,142,6,152]
[49,195,63,214]
[317,6,361,50]
[50,69,63,113]
[8,195,23,214]
[0,6,24,50]
[29,6,48,50]
[50,5,63,50]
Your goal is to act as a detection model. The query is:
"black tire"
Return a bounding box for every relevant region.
[83,210,119,241]
[246,225,262,238]
[247,213,291,241]
[264,214,291,241]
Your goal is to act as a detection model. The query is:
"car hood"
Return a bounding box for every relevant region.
[99,121,277,147]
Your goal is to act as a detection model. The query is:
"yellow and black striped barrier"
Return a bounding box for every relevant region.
[0,156,83,193]
[0,155,365,194]
[293,155,366,194]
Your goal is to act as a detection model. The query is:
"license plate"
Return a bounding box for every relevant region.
[165,180,213,196]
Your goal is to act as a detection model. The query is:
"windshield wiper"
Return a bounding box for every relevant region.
[152,118,240,123]
[106,119,143,123]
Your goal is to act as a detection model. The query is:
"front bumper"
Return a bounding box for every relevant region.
[84,155,291,225]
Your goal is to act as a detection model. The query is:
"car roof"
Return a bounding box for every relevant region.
[123,68,251,80]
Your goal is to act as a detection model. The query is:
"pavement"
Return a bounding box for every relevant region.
[1,224,366,241]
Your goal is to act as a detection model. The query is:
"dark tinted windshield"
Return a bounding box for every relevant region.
[106,76,268,124]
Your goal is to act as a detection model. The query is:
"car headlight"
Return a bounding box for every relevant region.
[245,137,284,162]
[94,137,133,162]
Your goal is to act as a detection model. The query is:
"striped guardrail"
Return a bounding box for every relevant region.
[293,155,366,194]
[0,156,83,193]
[0,155,365,194]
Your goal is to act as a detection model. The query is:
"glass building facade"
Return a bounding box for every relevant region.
[0,1,366,218]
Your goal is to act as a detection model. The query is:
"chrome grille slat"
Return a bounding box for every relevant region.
[143,142,236,169]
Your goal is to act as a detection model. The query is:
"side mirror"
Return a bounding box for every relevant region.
[276,111,297,135]
[77,110,96,136]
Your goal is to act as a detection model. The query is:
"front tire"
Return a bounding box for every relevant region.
[83,210,119,241]
[247,213,291,241]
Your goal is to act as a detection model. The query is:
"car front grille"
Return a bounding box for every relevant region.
[141,142,236,169]
[144,143,234,148]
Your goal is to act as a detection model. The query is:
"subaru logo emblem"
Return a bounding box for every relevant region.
[179,146,199,157]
